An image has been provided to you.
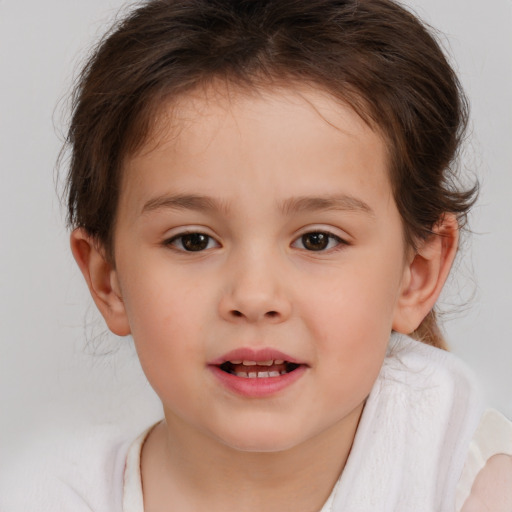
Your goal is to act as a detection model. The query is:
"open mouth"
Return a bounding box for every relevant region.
[218,359,301,378]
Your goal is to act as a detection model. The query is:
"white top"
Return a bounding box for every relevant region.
[122,410,512,512]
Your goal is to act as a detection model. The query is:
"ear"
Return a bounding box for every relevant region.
[70,228,131,336]
[392,214,459,334]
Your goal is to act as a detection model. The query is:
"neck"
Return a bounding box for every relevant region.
[141,403,364,512]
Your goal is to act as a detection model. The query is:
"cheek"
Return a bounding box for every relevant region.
[120,275,209,411]
[117,262,212,362]
[303,264,401,345]
[300,260,403,396]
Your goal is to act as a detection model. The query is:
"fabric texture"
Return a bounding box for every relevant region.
[326,335,481,511]
[0,424,131,512]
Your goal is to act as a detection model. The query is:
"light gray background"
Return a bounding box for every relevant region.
[1,0,511,466]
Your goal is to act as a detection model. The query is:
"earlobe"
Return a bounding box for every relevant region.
[70,228,131,336]
[392,215,459,334]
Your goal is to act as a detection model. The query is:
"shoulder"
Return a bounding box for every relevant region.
[387,338,512,510]
[0,424,137,512]
[385,334,481,388]
[332,335,485,510]
[457,409,512,511]
[380,335,484,430]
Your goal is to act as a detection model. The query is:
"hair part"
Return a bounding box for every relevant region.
[64,0,477,348]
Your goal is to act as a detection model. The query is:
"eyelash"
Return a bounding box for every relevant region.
[165,232,220,252]
[291,231,347,252]
[165,230,347,253]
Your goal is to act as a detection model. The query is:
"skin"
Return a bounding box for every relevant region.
[71,85,458,512]
[460,454,512,512]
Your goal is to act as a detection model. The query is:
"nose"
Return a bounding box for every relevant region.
[218,249,292,324]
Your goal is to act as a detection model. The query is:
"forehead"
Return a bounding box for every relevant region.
[119,84,393,221]
[153,83,381,150]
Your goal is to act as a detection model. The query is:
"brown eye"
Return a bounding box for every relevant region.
[294,232,343,251]
[168,233,218,252]
[302,232,329,251]
[182,233,209,251]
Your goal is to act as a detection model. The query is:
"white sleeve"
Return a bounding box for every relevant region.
[456,409,512,512]
[0,425,131,512]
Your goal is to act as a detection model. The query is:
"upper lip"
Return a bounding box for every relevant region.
[209,347,304,366]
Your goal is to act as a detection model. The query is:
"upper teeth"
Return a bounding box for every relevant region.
[229,359,285,366]
[236,371,283,378]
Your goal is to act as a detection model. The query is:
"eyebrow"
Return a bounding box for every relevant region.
[141,194,229,215]
[141,193,374,217]
[279,195,375,217]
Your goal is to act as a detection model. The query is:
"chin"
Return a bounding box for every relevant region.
[222,438,300,454]
[213,422,310,454]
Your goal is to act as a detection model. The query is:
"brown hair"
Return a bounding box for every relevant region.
[65,0,477,349]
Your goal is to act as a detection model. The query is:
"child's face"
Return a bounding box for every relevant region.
[111,85,411,452]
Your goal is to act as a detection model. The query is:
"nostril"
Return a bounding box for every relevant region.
[229,310,279,319]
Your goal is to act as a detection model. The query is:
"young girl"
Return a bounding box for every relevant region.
[5,0,512,510]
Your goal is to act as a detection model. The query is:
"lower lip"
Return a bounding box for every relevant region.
[208,365,307,398]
